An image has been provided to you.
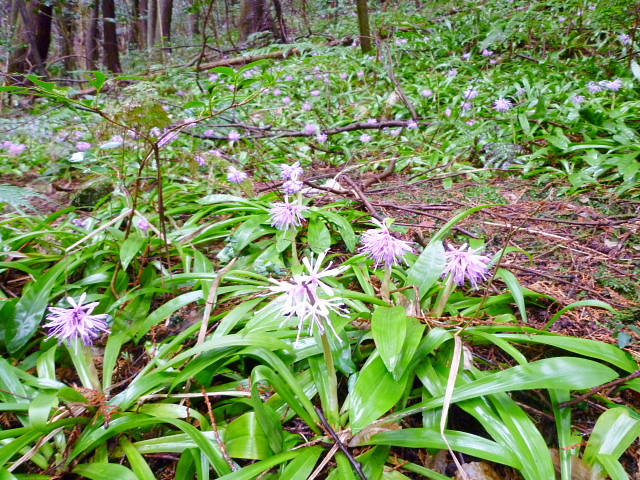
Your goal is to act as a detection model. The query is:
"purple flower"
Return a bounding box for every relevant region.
[110,135,124,143]
[360,133,372,143]
[285,75,294,81]
[489,59,497,65]
[558,16,566,22]
[304,124,318,135]
[359,218,414,268]
[619,33,632,45]
[407,120,418,129]
[572,95,586,105]
[273,88,282,96]
[195,154,206,166]
[282,179,303,194]
[209,74,219,82]
[587,81,603,94]
[317,133,328,143]
[444,108,452,117]
[228,131,241,141]
[466,119,476,126]
[440,244,491,289]
[340,73,348,79]
[268,198,309,230]
[357,71,365,78]
[227,166,248,184]
[204,129,215,137]
[604,79,623,91]
[76,141,92,152]
[462,52,472,60]
[482,49,494,57]
[493,98,513,112]
[45,293,110,349]
[8,143,26,156]
[388,128,401,136]
[303,102,313,111]
[464,87,479,100]
[72,218,88,228]
[158,130,179,147]
[448,68,458,76]
[367,118,378,125]
[267,252,348,344]
[422,89,434,98]
[138,217,150,231]
[280,161,303,181]
[282,96,291,105]
[311,90,321,97]
[461,101,473,110]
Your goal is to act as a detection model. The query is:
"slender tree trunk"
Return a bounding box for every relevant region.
[139,0,148,49]
[272,0,288,43]
[147,0,157,48]
[356,0,372,54]
[102,0,122,72]
[86,0,100,69]
[238,0,274,42]
[129,0,140,48]
[158,0,173,50]
[189,0,200,37]
[56,0,78,72]
[7,0,52,78]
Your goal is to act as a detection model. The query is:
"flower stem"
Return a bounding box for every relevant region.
[432,275,455,318]
[381,266,392,303]
[290,227,300,267]
[320,325,340,429]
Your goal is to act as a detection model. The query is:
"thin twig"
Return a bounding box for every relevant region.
[197,257,238,347]
[558,370,640,408]
[200,384,236,470]
[316,408,367,480]
[341,176,384,221]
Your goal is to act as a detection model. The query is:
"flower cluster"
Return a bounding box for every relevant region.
[440,244,491,289]
[1,141,27,156]
[267,252,347,344]
[227,166,248,184]
[360,218,414,268]
[45,293,110,350]
[269,197,308,229]
[493,98,513,113]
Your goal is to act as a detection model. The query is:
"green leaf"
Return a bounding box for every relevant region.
[317,210,356,252]
[183,101,205,109]
[543,300,615,330]
[216,448,322,480]
[72,463,138,480]
[280,445,322,480]
[404,241,445,299]
[120,234,146,271]
[26,75,55,92]
[136,290,203,338]
[631,59,640,83]
[371,306,406,378]
[224,412,272,460]
[350,354,411,432]
[86,71,106,90]
[307,215,332,253]
[394,357,618,418]
[29,393,58,430]
[583,407,640,467]
[496,268,527,322]
[597,454,630,480]
[6,260,68,353]
[119,437,155,480]
[367,429,520,468]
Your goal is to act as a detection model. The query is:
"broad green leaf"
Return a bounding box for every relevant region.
[216,448,322,480]
[393,357,618,418]
[430,204,500,244]
[102,332,128,390]
[371,305,406,378]
[29,393,58,430]
[583,407,640,468]
[492,333,637,372]
[26,75,55,92]
[631,59,640,83]
[401,461,455,480]
[317,210,356,252]
[404,241,445,299]
[6,260,68,353]
[86,71,106,90]
[72,463,138,480]
[350,354,411,432]
[357,445,390,480]
[335,451,357,480]
[307,215,332,253]
[597,454,630,480]
[213,297,263,338]
[119,437,155,480]
[120,235,146,271]
[367,429,520,468]
[496,268,527,322]
[224,412,272,460]
[136,290,204,338]
[233,214,271,251]
[550,389,572,480]
[280,446,322,480]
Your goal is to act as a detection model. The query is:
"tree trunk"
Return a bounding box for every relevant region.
[56,0,78,72]
[86,0,100,70]
[157,0,173,50]
[102,0,122,72]
[356,0,372,54]
[129,0,140,49]
[138,0,148,49]
[272,0,288,43]
[238,0,274,43]
[189,0,200,37]
[7,0,52,78]
[147,0,157,48]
